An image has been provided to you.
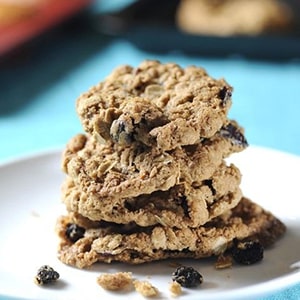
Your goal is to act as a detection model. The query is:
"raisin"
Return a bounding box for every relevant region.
[65,223,85,243]
[110,118,134,145]
[220,123,248,147]
[175,195,189,217]
[34,265,60,285]
[172,266,203,288]
[232,240,264,265]
[218,86,232,106]
[203,179,216,195]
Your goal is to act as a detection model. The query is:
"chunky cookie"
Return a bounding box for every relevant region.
[62,134,180,200]
[62,161,242,228]
[176,0,293,36]
[62,121,247,202]
[76,60,233,150]
[56,197,286,268]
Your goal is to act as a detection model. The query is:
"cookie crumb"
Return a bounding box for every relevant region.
[215,254,233,269]
[97,272,133,291]
[133,280,159,297]
[34,265,59,286]
[169,281,182,296]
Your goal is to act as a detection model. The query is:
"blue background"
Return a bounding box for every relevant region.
[0,1,299,299]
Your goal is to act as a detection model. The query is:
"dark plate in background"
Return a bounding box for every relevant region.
[95,0,300,60]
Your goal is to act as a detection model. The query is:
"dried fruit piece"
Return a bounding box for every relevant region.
[172,266,203,288]
[232,240,264,265]
[220,123,248,147]
[110,117,134,145]
[65,223,85,243]
[218,86,232,106]
[34,265,59,285]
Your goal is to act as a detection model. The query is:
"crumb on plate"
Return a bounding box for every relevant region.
[133,280,159,297]
[215,254,233,269]
[97,272,133,291]
[169,281,182,296]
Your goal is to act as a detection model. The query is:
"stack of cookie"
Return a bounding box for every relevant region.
[56,60,285,268]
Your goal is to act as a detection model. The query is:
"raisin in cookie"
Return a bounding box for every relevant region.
[62,121,247,202]
[76,60,233,150]
[56,197,286,268]
[62,161,242,228]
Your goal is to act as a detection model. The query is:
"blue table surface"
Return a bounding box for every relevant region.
[0,1,299,299]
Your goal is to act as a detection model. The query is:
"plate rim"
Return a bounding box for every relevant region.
[0,145,300,300]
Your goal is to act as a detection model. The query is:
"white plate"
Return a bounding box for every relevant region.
[0,147,299,300]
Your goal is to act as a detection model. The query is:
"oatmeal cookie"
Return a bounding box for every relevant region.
[76,60,233,150]
[62,121,247,203]
[62,134,180,201]
[176,0,293,36]
[56,197,286,268]
[62,162,242,228]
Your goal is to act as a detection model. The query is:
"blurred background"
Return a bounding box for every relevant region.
[0,1,300,298]
[0,0,300,162]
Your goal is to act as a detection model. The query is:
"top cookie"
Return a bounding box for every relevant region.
[76,60,232,150]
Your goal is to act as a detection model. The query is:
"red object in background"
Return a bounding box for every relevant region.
[0,0,92,56]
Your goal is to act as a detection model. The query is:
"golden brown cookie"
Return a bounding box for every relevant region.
[176,0,293,36]
[62,134,181,201]
[56,197,286,268]
[62,121,247,203]
[76,60,233,151]
[62,161,242,228]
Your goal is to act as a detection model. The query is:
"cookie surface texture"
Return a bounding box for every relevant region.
[76,60,232,150]
[57,60,285,270]
[56,198,286,268]
[62,161,242,228]
[61,121,246,204]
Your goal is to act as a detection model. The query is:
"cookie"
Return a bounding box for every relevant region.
[56,197,286,268]
[62,121,247,203]
[76,60,233,151]
[62,134,181,200]
[176,0,293,36]
[62,161,242,228]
